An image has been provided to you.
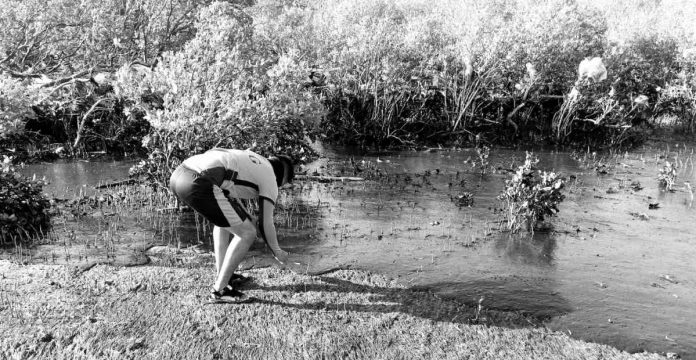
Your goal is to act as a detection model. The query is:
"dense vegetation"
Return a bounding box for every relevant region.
[1,0,695,163]
[0,157,51,244]
[3,0,694,241]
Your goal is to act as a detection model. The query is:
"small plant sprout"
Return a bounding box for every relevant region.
[685,181,693,207]
[497,152,566,233]
[451,192,475,207]
[475,145,490,175]
[657,161,677,191]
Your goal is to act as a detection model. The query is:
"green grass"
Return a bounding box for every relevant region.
[0,260,667,360]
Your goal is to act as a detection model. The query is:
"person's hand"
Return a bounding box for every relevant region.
[273,250,307,273]
[273,249,289,265]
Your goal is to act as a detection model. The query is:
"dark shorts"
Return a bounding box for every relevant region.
[169,165,250,228]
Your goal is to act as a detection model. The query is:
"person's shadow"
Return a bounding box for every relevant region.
[237,269,569,328]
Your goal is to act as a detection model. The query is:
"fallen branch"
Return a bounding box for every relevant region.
[295,175,365,182]
[505,102,524,132]
[95,179,138,189]
[38,69,91,88]
[72,97,112,149]
[0,67,44,79]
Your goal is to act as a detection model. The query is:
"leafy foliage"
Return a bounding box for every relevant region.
[1,0,695,157]
[498,152,565,233]
[451,192,474,208]
[253,0,612,147]
[0,0,217,156]
[657,161,677,191]
[0,0,209,75]
[0,74,39,139]
[478,1,607,95]
[552,36,683,147]
[118,2,323,186]
[0,156,51,243]
[24,73,152,155]
[655,50,696,133]
[475,144,490,175]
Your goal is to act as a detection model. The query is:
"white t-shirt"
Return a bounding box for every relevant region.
[182,149,279,204]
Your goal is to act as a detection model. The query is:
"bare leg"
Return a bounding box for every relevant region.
[212,226,231,274]
[213,220,257,292]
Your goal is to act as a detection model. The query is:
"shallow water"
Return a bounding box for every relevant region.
[20,159,135,198]
[17,144,696,359]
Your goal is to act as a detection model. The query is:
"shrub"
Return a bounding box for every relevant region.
[0,156,52,244]
[655,50,696,133]
[451,192,474,208]
[253,0,611,147]
[475,144,490,175]
[552,35,682,147]
[657,161,677,191]
[605,35,680,111]
[308,0,458,147]
[24,73,152,155]
[256,0,490,148]
[0,0,209,76]
[3,0,695,153]
[0,75,39,139]
[498,152,565,233]
[477,0,607,95]
[0,0,217,156]
[118,2,323,186]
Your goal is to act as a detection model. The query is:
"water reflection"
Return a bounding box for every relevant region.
[21,159,134,197]
[431,276,573,319]
[493,232,557,267]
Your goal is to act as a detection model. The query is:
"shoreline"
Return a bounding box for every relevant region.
[0,258,673,360]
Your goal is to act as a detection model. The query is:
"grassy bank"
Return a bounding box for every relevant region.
[0,259,669,359]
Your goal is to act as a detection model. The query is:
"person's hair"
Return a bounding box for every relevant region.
[269,155,294,187]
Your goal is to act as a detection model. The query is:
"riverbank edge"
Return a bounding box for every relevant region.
[0,259,671,360]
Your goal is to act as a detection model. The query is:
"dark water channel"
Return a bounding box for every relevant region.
[18,145,696,359]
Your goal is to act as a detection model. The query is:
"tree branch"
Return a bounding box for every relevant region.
[73,98,112,150]
[38,69,92,88]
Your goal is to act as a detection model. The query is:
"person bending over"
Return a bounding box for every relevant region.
[169,148,294,303]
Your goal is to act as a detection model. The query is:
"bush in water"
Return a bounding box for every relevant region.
[657,161,677,191]
[498,152,565,233]
[0,156,51,244]
[117,2,323,187]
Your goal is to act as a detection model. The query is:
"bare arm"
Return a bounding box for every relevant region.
[258,198,287,262]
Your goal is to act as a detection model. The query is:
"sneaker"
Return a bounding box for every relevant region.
[209,286,252,304]
[228,272,252,288]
